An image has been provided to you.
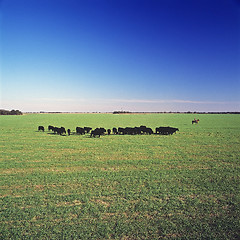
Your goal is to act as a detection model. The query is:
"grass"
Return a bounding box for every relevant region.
[0,113,240,239]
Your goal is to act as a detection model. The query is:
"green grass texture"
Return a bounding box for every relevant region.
[1,113,239,239]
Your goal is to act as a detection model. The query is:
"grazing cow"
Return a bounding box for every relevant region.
[145,127,154,135]
[156,127,179,135]
[125,127,134,135]
[84,127,92,133]
[99,128,106,135]
[134,127,141,135]
[90,128,106,137]
[118,127,126,135]
[38,126,44,132]
[192,119,199,124]
[156,127,167,135]
[168,127,179,135]
[90,129,100,137]
[53,127,66,135]
[67,129,71,136]
[60,127,66,135]
[48,125,54,131]
[139,125,147,134]
[53,127,58,134]
[76,127,85,135]
[112,127,118,134]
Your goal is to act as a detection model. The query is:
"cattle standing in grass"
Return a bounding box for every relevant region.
[90,128,106,137]
[145,127,154,135]
[38,126,44,132]
[48,125,54,131]
[112,127,118,134]
[156,127,179,135]
[67,129,71,136]
[118,127,126,135]
[53,127,58,134]
[53,127,66,135]
[107,129,111,135]
[139,125,147,134]
[60,127,66,135]
[168,127,179,135]
[90,128,100,137]
[76,127,85,135]
[84,127,92,133]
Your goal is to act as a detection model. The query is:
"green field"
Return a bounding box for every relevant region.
[1,113,239,239]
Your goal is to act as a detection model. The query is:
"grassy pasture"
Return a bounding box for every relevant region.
[0,113,239,239]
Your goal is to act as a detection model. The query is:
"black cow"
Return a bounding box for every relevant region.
[107,129,111,135]
[53,127,66,135]
[84,127,92,133]
[38,126,44,132]
[60,127,66,135]
[112,127,118,134]
[48,125,54,131]
[156,127,168,135]
[168,127,179,135]
[67,129,71,136]
[90,128,106,137]
[53,127,58,134]
[156,127,179,135]
[145,127,154,135]
[139,125,147,134]
[134,127,141,135]
[76,127,85,135]
[118,127,126,135]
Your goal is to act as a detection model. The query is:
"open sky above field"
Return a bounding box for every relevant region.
[1,0,239,112]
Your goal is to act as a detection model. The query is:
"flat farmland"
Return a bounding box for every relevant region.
[0,113,239,239]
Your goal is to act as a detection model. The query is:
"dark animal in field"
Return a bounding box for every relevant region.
[99,128,106,135]
[156,127,179,135]
[112,127,118,134]
[139,126,153,135]
[60,127,66,135]
[145,127,154,135]
[192,119,199,124]
[76,127,85,135]
[125,127,133,135]
[48,125,55,131]
[53,127,66,135]
[90,129,100,137]
[67,129,71,136]
[117,126,154,135]
[118,127,126,135]
[139,125,147,134]
[53,127,58,134]
[90,128,106,137]
[38,126,44,132]
[84,127,92,133]
[167,127,179,135]
[156,127,167,135]
[134,127,142,135]
[41,124,178,137]
[127,127,140,135]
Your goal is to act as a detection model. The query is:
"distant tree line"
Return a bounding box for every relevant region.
[0,109,23,115]
[113,111,240,114]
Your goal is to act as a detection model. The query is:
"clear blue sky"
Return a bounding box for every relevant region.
[1,0,239,112]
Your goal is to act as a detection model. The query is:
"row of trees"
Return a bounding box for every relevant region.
[0,109,23,115]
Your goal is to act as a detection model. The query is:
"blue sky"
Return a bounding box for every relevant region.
[1,0,239,112]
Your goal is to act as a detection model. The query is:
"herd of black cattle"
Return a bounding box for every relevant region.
[38,125,179,137]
